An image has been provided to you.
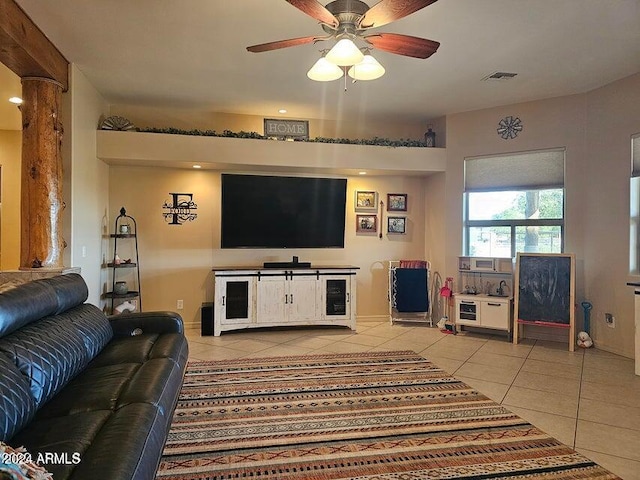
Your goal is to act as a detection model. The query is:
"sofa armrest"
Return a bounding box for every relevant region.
[109,311,184,337]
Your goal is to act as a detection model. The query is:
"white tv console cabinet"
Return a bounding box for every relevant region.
[212,266,358,336]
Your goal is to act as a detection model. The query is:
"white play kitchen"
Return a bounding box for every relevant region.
[454,256,514,336]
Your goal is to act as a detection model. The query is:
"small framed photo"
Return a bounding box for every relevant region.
[387,216,406,234]
[355,190,378,211]
[356,214,377,233]
[387,193,407,212]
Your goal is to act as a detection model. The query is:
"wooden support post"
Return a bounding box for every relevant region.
[20,76,65,269]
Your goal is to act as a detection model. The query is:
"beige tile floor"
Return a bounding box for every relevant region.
[185,321,640,479]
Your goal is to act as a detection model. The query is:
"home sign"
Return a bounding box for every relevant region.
[264,118,309,140]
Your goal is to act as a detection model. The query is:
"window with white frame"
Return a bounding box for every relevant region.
[464,150,565,258]
[630,134,640,273]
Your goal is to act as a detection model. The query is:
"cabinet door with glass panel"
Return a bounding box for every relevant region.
[215,276,256,326]
[322,275,353,320]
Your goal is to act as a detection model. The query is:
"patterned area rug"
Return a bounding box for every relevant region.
[157,351,619,479]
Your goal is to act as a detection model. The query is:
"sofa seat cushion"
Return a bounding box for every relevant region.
[12,404,167,480]
[90,332,188,368]
[10,332,188,479]
[35,358,184,420]
[33,332,188,420]
[116,357,185,416]
[35,364,140,418]
[10,410,111,471]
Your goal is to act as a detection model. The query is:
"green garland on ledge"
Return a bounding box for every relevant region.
[136,126,428,148]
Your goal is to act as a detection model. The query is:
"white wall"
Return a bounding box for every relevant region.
[0,130,21,269]
[583,73,640,356]
[68,65,109,304]
[101,73,640,358]
[110,105,429,143]
[438,73,640,357]
[423,172,447,321]
[108,167,429,327]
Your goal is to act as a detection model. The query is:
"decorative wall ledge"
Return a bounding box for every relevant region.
[0,267,81,293]
[97,131,446,176]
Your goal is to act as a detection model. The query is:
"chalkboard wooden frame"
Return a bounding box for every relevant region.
[513,253,575,352]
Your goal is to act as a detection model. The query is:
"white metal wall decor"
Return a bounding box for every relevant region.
[99,115,136,131]
[497,116,523,139]
[162,193,197,225]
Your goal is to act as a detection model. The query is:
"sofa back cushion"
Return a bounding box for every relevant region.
[0,280,58,337]
[0,314,91,409]
[0,274,112,415]
[42,273,89,314]
[62,304,113,360]
[0,273,89,338]
[0,354,36,441]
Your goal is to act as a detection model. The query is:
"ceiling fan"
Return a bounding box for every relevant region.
[246,0,440,81]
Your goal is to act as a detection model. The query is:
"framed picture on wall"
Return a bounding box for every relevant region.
[356,214,377,233]
[387,216,406,234]
[387,193,407,211]
[355,190,378,211]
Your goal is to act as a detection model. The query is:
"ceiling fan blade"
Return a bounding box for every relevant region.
[364,33,440,59]
[247,36,326,53]
[286,0,339,28]
[358,0,438,29]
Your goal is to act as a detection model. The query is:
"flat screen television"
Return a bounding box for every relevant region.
[221,174,347,248]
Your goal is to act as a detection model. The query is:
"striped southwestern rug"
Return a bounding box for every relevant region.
[157,351,619,480]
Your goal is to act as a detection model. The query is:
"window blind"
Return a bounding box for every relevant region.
[632,134,640,177]
[464,149,565,192]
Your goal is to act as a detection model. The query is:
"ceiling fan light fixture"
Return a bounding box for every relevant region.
[325,38,364,66]
[348,53,385,81]
[307,56,344,82]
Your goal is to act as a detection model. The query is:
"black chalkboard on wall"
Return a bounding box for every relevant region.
[513,253,576,351]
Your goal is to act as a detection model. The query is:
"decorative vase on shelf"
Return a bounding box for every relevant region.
[424,127,436,148]
[114,281,128,295]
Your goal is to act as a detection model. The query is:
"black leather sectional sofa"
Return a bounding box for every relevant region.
[0,273,188,479]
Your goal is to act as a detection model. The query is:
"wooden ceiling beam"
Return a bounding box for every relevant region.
[0,0,68,90]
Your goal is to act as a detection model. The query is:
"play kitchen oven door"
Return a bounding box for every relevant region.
[456,298,479,323]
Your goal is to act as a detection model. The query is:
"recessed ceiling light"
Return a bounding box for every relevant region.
[193,165,202,169]
[358,171,367,175]
[278,109,287,114]
[9,97,22,105]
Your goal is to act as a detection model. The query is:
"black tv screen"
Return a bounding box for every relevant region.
[221,174,347,248]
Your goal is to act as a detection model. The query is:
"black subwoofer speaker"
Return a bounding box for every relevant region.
[201,302,214,336]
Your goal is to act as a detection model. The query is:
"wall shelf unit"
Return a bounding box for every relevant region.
[104,207,141,314]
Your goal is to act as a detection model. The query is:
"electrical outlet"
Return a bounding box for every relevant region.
[177,300,184,310]
[605,313,615,328]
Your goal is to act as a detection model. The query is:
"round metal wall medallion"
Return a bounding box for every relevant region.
[497,116,523,139]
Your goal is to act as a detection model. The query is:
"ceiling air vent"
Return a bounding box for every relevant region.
[482,71,518,81]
